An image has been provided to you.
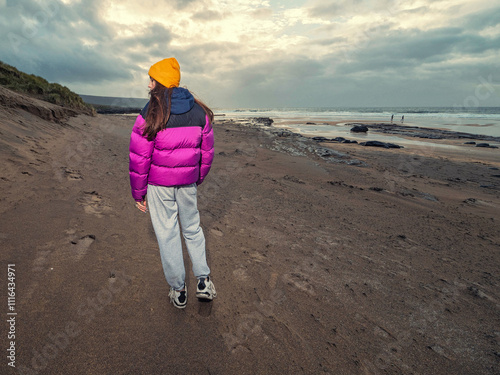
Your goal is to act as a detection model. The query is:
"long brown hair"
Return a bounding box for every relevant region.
[143,79,214,141]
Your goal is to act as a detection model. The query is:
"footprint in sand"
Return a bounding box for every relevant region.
[62,167,83,180]
[70,234,96,260]
[210,228,224,237]
[79,191,111,217]
[233,267,250,282]
[282,272,316,296]
[26,241,57,299]
[248,251,268,263]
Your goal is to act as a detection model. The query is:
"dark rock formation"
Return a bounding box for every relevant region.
[312,136,329,142]
[351,125,368,133]
[360,141,403,149]
[476,143,499,149]
[345,122,500,143]
[250,117,274,126]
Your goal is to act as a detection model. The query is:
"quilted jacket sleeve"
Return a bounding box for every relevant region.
[129,114,154,201]
[197,115,214,185]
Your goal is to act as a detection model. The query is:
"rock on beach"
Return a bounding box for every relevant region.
[360,140,404,149]
[350,125,369,133]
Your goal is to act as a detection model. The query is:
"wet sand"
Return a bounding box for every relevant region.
[1,90,499,374]
[270,119,500,161]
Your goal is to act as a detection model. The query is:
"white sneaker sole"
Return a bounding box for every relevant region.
[169,289,187,309]
[172,300,187,309]
[196,292,213,300]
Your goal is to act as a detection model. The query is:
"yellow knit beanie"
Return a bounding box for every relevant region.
[148,58,181,88]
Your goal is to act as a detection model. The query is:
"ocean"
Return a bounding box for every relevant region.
[214,107,500,148]
[81,92,500,148]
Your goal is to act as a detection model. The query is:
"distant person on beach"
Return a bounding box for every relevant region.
[391,114,394,123]
[401,115,404,123]
[129,57,216,309]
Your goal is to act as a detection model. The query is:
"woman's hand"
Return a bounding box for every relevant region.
[135,199,148,213]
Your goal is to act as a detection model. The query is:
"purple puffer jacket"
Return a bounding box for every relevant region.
[129,90,214,201]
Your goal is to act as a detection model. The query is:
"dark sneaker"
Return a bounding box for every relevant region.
[169,287,187,309]
[196,277,217,300]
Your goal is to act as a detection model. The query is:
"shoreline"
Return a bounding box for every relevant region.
[215,107,500,138]
[226,116,500,167]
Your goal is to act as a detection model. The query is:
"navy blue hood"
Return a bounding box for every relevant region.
[168,87,194,114]
[140,87,195,118]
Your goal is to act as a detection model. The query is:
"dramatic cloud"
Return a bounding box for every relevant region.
[0,0,499,107]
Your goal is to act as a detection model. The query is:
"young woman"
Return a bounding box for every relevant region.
[129,57,216,309]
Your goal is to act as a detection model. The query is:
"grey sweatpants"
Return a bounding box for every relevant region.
[147,184,210,291]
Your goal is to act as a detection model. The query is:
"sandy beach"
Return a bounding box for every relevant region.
[1,89,499,374]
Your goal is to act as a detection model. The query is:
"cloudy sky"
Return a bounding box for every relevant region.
[1,0,499,108]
